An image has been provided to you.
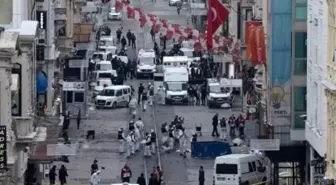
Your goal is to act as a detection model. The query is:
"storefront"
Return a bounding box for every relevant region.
[62,81,87,118]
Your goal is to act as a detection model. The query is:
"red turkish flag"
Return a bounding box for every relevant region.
[139,15,147,28]
[115,0,122,12]
[206,0,230,49]
[166,29,174,40]
[127,7,135,19]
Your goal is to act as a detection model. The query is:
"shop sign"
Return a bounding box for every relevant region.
[63,82,86,91]
[0,126,7,170]
[36,11,47,30]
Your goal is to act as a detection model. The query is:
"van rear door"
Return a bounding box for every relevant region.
[215,163,240,185]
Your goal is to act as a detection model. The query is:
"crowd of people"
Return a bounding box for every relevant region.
[210,113,246,141]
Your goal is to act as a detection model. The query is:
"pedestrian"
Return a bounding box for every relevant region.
[76,109,81,130]
[121,36,127,49]
[150,27,155,42]
[134,126,141,151]
[144,132,152,157]
[130,131,136,154]
[198,166,205,185]
[118,128,125,153]
[137,173,146,185]
[91,159,99,175]
[116,28,122,44]
[219,117,227,141]
[121,165,132,182]
[49,165,57,185]
[211,113,219,137]
[148,173,157,185]
[179,129,187,157]
[138,83,144,104]
[157,166,163,184]
[141,91,148,111]
[229,118,235,137]
[131,33,136,49]
[157,85,165,105]
[125,134,133,158]
[63,111,70,130]
[127,30,132,46]
[58,165,68,185]
[90,170,101,185]
[148,83,154,106]
[135,117,144,137]
[162,35,167,50]
[150,129,156,153]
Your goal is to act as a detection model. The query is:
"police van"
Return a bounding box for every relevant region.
[214,154,268,185]
[206,78,232,108]
[164,67,189,104]
[136,49,156,78]
[91,51,114,62]
[95,85,131,109]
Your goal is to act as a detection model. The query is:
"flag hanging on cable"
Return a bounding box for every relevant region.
[206,0,230,50]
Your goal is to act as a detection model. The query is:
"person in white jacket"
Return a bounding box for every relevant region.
[135,118,144,137]
[90,170,101,185]
[125,134,132,158]
[134,126,141,151]
[157,85,165,105]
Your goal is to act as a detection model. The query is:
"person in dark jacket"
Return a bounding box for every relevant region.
[91,159,99,175]
[211,113,219,137]
[121,36,127,49]
[131,33,136,49]
[126,30,132,46]
[148,173,157,185]
[116,28,122,43]
[121,165,132,182]
[58,165,68,185]
[49,165,57,185]
[136,173,146,185]
[198,166,205,185]
[138,83,144,104]
[77,109,81,130]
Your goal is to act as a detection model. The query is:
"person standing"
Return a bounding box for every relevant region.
[148,173,157,185]
[49,165,57,185]
[157,85,165,105]
[90,170,101,185]
[58,165,68,185]
[131,33,137,49]
[116,28,122,44]
[138,83,144,104]
[125,134,132,158]
[150,129,156,153]
[134,126,141,151]
[76,109,81,130]
[118,128,125,153]
[148,83,154,106]
[211,113,219,137]
[198,166,205,185]
[137,173,146,185]
[150,27,155,42]
[144,132,152,157]
[219,117,227,141]
[121,36,127,49]
[135,118,144,137]
[126,30,132,46]
[91,159,99,175]
[121,165,132,182]
[141,91,148,111]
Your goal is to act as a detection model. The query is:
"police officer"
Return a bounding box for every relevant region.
[129,120,135,132]
[144,132,152,157]
[150,129,156,153]
[118,128,125,153]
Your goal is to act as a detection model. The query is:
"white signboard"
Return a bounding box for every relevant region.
[63,82,86,91]
[47,144,77,156]
[220,78,243,87]
[69,59,87,68]
[250,139,280,151]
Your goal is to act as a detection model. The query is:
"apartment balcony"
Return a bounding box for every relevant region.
[13,117,37,143]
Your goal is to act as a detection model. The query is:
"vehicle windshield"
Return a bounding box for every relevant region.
[139,57,154,65]
[166,82,188,91]
[100,89,115,96]
[209,85,222,93]
[97,79,111,87]
[92,54,104,60]
[98,73,112,78]
[96,63,112,71]
[99,40,113,46]
[110,7,117,13]
[216,164,238,175]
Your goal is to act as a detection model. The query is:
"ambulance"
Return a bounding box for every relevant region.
[164,67,189,104]
[136,49,156,78]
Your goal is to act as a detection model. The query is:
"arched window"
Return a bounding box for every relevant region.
[12,63,22,116]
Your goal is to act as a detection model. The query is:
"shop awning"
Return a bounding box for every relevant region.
[74,23,94,43]
[29,125,60,163]
[36,71,48,93]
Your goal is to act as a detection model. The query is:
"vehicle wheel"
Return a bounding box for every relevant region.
[112,102,117,109]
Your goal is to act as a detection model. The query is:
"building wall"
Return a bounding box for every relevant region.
[325,0,336,180]
[268,0,293,144]
[0,0,32,29]
[306,0,327,157]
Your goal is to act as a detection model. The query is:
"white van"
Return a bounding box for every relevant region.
[164,67,189,104]
[95,85,131,108]
[137,49,156,77]
[91,51,114,61]
[95,60,112,71]
[163,56,188,69]
[93,78,113,97]
[206,78,232,108]
[214,154,268,185]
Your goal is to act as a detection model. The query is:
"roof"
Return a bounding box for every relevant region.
[29,125,60,163]
[19,21,38,41]
[215,154,253,160]
[104,85,131,90]
[138,49,155,57]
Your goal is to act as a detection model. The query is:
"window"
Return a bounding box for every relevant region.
[294,112,305,129]
[74,92,84,102]
[123,89,128,95]
[295,7,307,21]
[12,64,21,116]
[294,86,307,111]
[295,32,307,58]
[0,0,12,24]
[116,90,122,97]
[248,162,256,172]
[66,91,73,103]
[216,164,238,174]
[294,59,307,75]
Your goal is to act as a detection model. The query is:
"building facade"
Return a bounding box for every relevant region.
[306,0,328,184]
[324,0,336,182]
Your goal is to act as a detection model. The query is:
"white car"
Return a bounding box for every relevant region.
[95,85,131,109]
[169,0,181,6]
[93,78,113,97]
[108,7,122,20]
